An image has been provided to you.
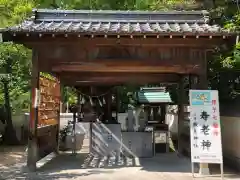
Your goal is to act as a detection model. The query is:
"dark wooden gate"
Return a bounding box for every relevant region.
[37,74,61,159]
[28,73,61,168]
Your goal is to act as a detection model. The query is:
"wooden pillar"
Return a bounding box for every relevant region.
[59,83,64,113]
[177,75,185,154]
[153,107,158,121]
[27,50,39,171]
[55,76,61,155]
[77,91,81,122]
[147,106,150,122]
[190,75,198,89]
[198,75,208,90]
[106,90,112,123]
[115,88,119,123]
[160,104,166,124]
[71,105,78,155]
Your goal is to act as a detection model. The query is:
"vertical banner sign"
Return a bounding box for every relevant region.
[189,90,223,164]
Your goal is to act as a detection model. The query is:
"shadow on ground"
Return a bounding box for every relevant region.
[139,153,191,173]
[1,149,240,180]
[0,152,140,180]
[0,152,191,179]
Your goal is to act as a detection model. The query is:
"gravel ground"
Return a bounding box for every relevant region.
[0,143,239,180]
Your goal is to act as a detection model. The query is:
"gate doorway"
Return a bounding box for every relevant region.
[0,9,234,173]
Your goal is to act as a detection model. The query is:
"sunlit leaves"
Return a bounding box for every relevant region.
[0,0,32,113]
[0,0,240,110]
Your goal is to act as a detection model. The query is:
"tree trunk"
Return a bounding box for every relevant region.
[3,57,19,145]
[3,79,19,144]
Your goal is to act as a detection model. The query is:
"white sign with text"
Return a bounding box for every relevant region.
[189,90,223,164]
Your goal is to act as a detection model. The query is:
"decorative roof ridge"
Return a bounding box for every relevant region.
[32,8,209,15]
[31,8,210,23]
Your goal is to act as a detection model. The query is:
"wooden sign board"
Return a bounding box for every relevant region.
[38,75,60,127]
[37,74,61,160]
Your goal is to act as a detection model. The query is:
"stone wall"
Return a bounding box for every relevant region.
[221,116,240,171]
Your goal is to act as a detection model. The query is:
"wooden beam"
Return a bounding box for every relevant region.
[59,73,180,85]
[12,35,227,48]
[53,60,192,65]
[39,57,204,73]
[177,75,185,154]
[53,64,201,74]
[60,72,180,81]
[62,80,174,86]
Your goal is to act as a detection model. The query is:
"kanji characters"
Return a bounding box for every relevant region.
[201,140,211,150]
[200,111,210,121]
[213,123,219,129]
[190,91,222,163]
[201,125,210,135]
[194,136,198,140]
[212,115,218,120]
[213,130,219,136]
[193,122,198,127]
[212,107,217,113]
[212,100,216,105]
[192,113,199,149]
[194,144,198,148]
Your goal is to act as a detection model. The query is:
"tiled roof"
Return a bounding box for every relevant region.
[3,9,229,35]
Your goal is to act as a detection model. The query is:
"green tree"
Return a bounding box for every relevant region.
[0,0,239,144]
[0,0,34,144]
[206,1,240,102]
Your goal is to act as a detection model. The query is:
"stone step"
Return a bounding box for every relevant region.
[82,153,140,168]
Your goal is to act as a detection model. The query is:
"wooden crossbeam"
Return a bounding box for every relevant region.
[52,64,200,74]
[58,72,180,86]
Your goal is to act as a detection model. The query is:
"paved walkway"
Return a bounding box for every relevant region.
[0,147,239,180]
[0,139,239,180]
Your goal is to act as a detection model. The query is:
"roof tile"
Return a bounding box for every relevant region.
[3,9,231,35]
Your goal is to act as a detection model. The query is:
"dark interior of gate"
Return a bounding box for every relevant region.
[1,9,234,170]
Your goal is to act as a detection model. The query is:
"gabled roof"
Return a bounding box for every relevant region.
[137,87,172,104]
[1,9,231,36]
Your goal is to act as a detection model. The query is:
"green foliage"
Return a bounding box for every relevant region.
[117,85,139,111]
[0,0,33,114]
[0,0,34,26]
[38,0,199,10]
[0,43,31,113]
[0,0,240,116]
[62,87,77,105]
[196,0,240,102]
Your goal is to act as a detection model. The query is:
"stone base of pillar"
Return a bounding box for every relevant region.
[199,163,210,175]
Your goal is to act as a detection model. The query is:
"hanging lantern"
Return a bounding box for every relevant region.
[98,98,103,107]
[103,97,106,105]
[89,96,93,106]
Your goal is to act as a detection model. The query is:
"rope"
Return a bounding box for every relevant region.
[75,87,115,98]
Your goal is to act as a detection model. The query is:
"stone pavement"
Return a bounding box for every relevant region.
[0,149,240,180]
